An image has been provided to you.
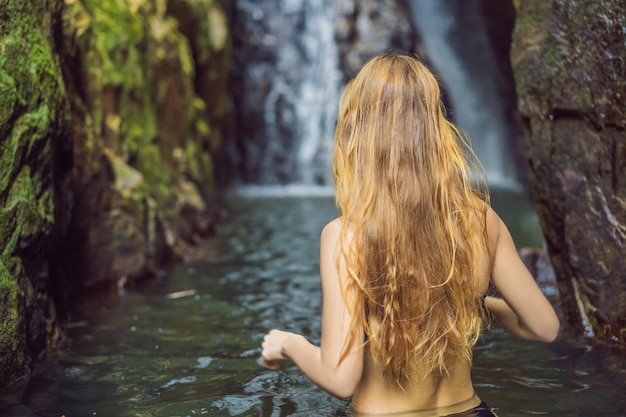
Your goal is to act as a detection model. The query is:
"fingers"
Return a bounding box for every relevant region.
[260,329,285,370]
[260,356,280,370]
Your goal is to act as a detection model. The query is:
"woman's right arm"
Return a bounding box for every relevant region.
[260,219,363,399]
[484,208,560,342]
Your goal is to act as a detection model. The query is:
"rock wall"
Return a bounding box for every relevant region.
[0,0,69,387]
[511,0,626,343]
[60,0,229,289]
[0,0,230,387]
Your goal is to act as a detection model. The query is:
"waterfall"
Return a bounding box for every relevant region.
[230,0,341,188]
[290,0,341,185]
[229,0,519,190]
[405,0,520,187]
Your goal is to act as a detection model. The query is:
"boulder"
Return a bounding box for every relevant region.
[511,0,626,343]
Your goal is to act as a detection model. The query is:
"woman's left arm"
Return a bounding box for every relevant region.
[261,219,364,399]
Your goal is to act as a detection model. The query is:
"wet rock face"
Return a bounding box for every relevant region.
[0,0,68,387]
[0,0,230,387]
[511,0,626,343]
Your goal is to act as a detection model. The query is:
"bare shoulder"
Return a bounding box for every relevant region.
[319,218,345,291]
[321,217,352,246]
[321,217,342,237]
[320,218,342,260]
[485,206,504,252]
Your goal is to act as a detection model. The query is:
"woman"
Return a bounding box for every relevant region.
[260,53,559,416]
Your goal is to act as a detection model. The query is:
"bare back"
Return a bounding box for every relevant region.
[350,208,494,414]
[351,351,479,414]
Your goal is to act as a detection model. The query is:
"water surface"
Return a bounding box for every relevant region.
[3,190,625,417]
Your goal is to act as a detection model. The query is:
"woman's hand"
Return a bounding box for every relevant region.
[260,329,292,370]
[257,219,363,399]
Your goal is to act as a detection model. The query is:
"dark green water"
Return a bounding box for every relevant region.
[2,189,625,417]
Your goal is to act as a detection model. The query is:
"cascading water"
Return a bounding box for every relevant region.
[405,0,520,187]
[229,0,341,188]
[291,1,341,185]
[229,0,521,190]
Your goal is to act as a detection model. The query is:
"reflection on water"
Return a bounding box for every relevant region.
[2,191,625,417]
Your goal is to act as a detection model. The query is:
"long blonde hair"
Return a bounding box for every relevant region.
[333,53,489,385]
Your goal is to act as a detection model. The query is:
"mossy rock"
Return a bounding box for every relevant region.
[0,0,68,387]
[60,0,228,286]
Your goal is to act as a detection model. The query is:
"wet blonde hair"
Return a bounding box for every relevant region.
[333,53,489,385]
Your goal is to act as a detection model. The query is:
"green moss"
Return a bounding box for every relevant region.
[0,262,21,336]
[121,110,157,166]
[3,109,56,240]
[0,257,26,383]
[185,140,214,187]
[83,0,144,87]
[135,145,172,204]
[0,0,69,386]
[1,23,65,192]
[0,207,19,261]
[2,29,64,110]
[1,15,61,257]
[65,0,177,210]
[0,70,19,132]
[176,29,195,77]
[513,0,550,34]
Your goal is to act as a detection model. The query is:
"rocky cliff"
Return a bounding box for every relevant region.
[512,0,626,343]
[0,0,230,387]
